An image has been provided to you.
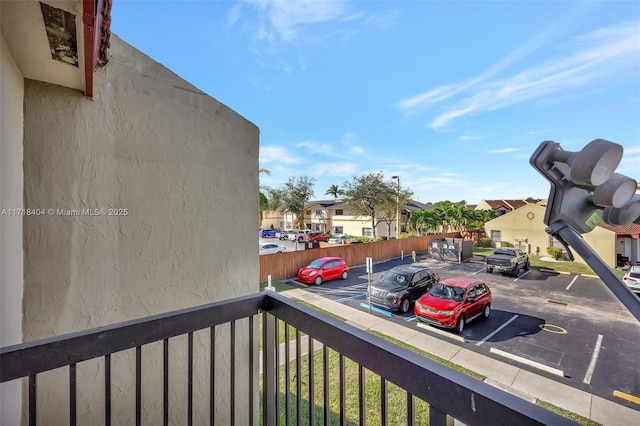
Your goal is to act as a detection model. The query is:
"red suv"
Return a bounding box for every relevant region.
[297,257,349,285]
[414,277,491,334]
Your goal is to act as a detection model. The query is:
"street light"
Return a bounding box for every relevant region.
[392,175,400,239]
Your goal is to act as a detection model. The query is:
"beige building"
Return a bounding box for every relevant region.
[483,202,640,269]
[1,2,258,424]
[262,199,431,238]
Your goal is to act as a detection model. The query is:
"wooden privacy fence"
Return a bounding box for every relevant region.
[259,232,462,283]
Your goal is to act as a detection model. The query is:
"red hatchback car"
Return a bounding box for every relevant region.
[297,257,349,285]
[414,277,491,334]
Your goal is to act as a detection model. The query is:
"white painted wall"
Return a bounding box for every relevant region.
[21,35,259,424]
[0,30,25,426]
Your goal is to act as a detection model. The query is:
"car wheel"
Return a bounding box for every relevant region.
[513,266,519,277]
[341,271,348,280]
[298,237,304,243]
[277,251,283,254]
[486,267,492,274]
[483,304,491,320]
[455,316,466,334]
[398,298,410,314]
[524,261,530,270]
[314,276,323,285]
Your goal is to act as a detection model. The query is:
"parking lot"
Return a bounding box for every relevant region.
[285,254,640,411]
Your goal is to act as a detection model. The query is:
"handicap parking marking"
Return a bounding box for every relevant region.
[360,303,393,317]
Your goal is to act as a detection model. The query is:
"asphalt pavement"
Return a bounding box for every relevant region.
[275,258,640,426]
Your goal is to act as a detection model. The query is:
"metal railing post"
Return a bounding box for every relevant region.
[262,311,277,425]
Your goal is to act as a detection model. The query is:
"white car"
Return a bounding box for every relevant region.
[287,230,312,242]
[259,243,287,255]
[328,235,347,244]
[622,265,640,293]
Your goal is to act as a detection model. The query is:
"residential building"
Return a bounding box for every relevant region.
[474,199,543,216]
[262,199,432,238]
[483,202,640,268]
[1,2,258,424]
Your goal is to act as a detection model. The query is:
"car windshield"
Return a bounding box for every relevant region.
[307,259,325,269]
[381,271,411,286]
[494,248,515,255]
[429,283,466,301]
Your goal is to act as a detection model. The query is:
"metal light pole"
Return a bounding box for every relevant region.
[392,175,400,239]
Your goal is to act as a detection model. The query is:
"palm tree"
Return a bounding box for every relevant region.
[325,184,341,200]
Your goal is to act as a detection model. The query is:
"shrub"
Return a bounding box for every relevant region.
[499,241,513,247]
[377,236,388,241]
[352,236,373,243]
[479,238,492,248]
[546,247,565,260]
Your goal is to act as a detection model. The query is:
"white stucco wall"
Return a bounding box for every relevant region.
[0,30,25,426]
[22,35,259,424]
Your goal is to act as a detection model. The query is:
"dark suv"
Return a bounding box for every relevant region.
[367,265,439,313]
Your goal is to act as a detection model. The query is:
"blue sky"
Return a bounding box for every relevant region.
[111,0,640,205]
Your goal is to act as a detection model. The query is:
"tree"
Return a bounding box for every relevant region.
[325,184,342,200]
[258,168,271,227]
[277,176,316,229]
[378,187,413,238]
[340,172,401,241]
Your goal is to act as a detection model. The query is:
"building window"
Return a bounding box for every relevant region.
[490,230,501,243]
[306,210,311,215]
[335,209,343,215]
[314,224,321,231]
[362,228,372,237]
[334,226,343,234]
[315,209,323,217]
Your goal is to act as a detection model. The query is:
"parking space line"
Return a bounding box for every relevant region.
[565,275,579,290]
[613,390,640,405]
[416,322,466,343]
[475,315,519,346]
[583,334,603,384]
[472,268,485,275]
[513,270,531,282]
[490,347,564,377]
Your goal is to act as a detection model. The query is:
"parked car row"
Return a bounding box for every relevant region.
[291,256,493,335]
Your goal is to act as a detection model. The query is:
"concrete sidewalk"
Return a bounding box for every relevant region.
[279,288,639,426]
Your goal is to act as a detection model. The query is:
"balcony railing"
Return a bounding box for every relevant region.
[1,291,575,425]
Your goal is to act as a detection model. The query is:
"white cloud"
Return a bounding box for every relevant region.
[487,147,527,154]
[309,162,358,176]
[259,146,302,165]
[397,21,640,129]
